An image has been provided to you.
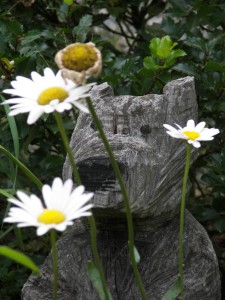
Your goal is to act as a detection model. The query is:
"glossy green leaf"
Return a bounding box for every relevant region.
[143,56,159,71]
[0,246,40,275]
[172,63,199,78]
[149,37,161,57]
[64,0,73,5]
[0,189,14,199]
[171,49,186,59]
[157,36,175,59]
[214,218,225,233]
[169,0,188,10]
[133,245,141,265]
[162,278,181,300]
[205,61,225,72]
[87,260,112,300]
[72,15,93,42]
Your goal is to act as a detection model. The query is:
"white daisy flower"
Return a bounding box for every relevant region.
[2,67,95,124]
[163,119,219,148]
[3,177,93,236]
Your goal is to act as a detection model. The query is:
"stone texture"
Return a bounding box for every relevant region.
[22,77,221,300]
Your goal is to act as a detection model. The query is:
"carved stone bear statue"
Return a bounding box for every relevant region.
[22,77,221,300]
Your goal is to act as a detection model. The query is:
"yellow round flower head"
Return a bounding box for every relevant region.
[62,44,97,72]
[3,177,94,236]
[55,42,102,84]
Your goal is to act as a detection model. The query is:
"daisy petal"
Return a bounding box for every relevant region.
[27,107,44,124]
[186,120,195,129]
[2,67,96,124]
[37,226,49,236]
[194,121,206,132]
[73,101,89,113]
[164,119,219,148]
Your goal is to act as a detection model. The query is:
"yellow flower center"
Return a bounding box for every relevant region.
[38,209,65,224]
[38,87,68,105]
[62,44,97,72]
[183,131,200,140]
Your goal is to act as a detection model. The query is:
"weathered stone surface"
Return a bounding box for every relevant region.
[22,78,221,299]
[22,211,220,300]
[63,77,198,222]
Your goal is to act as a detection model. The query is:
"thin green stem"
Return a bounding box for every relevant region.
[54,112,81,185]
[54,111,110,300]
[179,143,191,299]
[86,97,147,300]
[88,216,111,300]
[15,227,24,250]
[0,145,43,190]
[50,229,58,300]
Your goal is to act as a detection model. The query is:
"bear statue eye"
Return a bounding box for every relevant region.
[90,120,105,132]
[140,125,151,135]
[90,122,96,131]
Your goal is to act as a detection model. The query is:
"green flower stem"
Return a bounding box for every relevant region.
[54,112,81,185]
[179,143,191,299]
[86,97,147,300]
[88,215,111,300]
[54,111,110,300]
[15,227,24,250]
[50,229,58,300]
[0,145,43,190]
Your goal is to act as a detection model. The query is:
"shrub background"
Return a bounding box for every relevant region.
[0,0,224,298]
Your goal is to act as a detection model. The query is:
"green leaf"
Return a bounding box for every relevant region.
[149,37,161,57]
[20,30,43,46]
[157,36,175,59]
[214,218,225,233]
[148,36,185,68]
[172,63,199,78]
[171,49,186,59]
[0,189,14,199]
[143,56,160,71]
[202,208,220,221]
[165,50,186,67]
[0,246,40,275]
[184,37,206,51]
[72,15,93,42]
[1,98,19,159]
[162,278,181,300]
[0,145,43,190]
[64,0,73,5]
[207,33,225,54]
[79,14,93,28]
[205,61,225,72]
[167,0,188,12]
[1,95,19,192]
[138,67,155,78]
[133,245,141,264]
[87,260,112,300]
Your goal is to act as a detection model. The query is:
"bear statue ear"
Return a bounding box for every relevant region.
[163,76,197,126]
[91,82,114,100]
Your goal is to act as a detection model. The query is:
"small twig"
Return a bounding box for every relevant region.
[118,21,132,49]
[102,23,136,40]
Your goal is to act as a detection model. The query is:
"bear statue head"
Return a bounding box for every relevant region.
[63,78,197,227]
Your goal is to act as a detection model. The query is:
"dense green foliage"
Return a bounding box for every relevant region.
[0,0,225,298]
